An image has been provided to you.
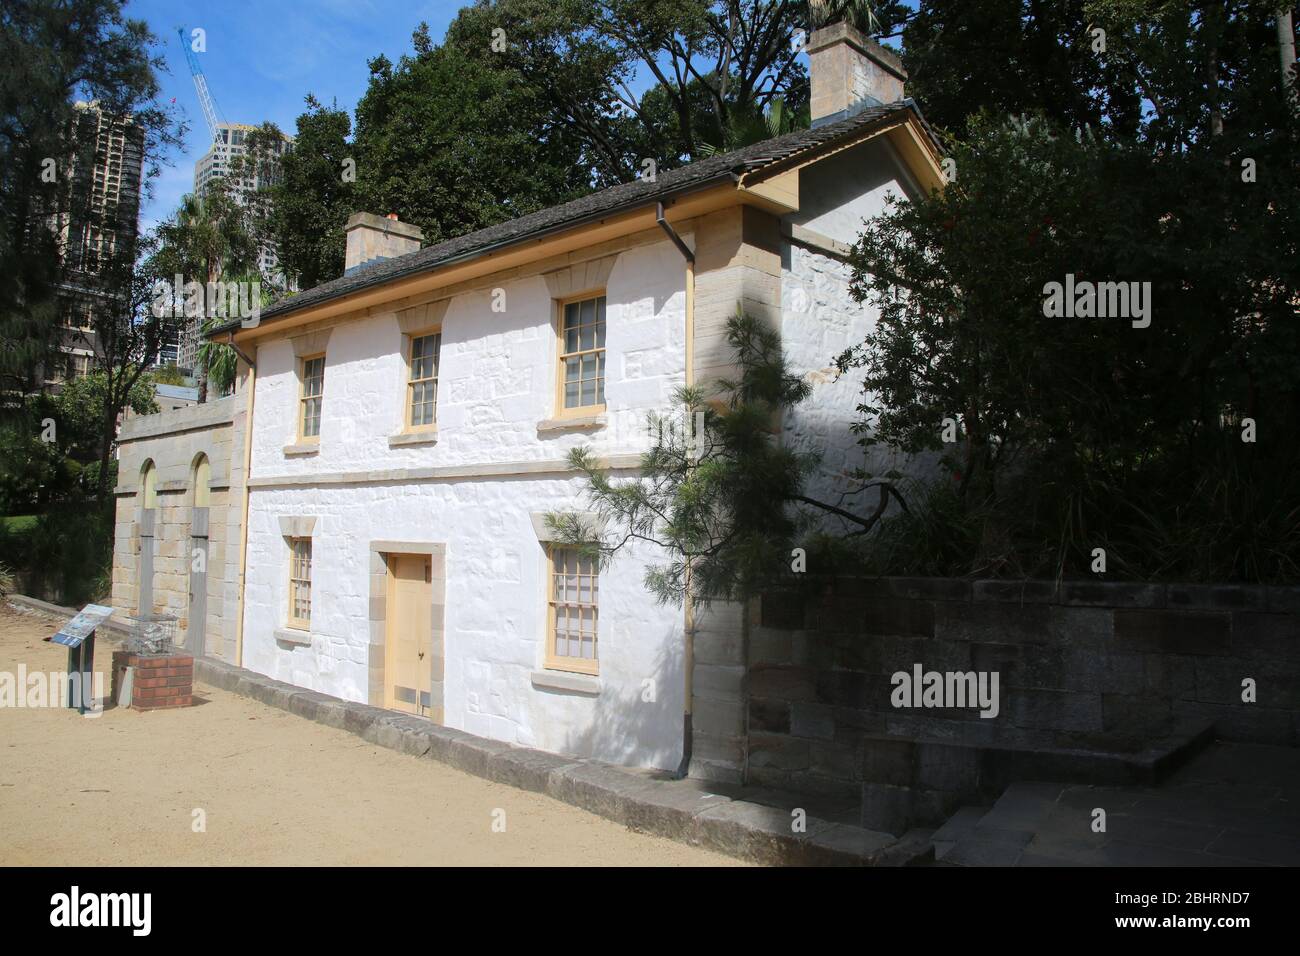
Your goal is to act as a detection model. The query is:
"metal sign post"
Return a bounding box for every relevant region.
[49,604,114,714]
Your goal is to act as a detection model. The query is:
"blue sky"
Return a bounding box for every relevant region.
[128,0,466,231]
[126,0,883,233]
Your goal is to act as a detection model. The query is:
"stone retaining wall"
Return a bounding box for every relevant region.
[692,577,1299,830]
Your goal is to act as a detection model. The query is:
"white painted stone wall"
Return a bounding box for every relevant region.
[237,135,935,770]
[244,478,684,768]
[250,237,690,476]
[241,237,689,770]
[781,138,927,525]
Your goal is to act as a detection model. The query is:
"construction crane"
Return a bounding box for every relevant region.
[178,27,224,143]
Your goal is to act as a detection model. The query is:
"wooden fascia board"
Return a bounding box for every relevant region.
[886,122,946,194]
[737,114,944,200]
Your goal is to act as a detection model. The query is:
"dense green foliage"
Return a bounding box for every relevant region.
[256,99,354,289]
[0,0,178,400]
[842,1,1300,581]
[567,1,1300,595]
[0,372,156,604]
[352,26,592,247]
[261,1,830,289]
[0,371,156,515]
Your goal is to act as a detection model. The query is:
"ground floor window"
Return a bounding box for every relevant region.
[546,546,598,674]
[288,537,312,628]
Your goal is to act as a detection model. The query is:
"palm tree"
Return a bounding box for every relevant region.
[194,267,275,398]
[697,96,808,156]
[809,0,883,34]
[153,184,259,401]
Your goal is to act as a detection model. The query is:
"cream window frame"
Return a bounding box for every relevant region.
[403,329,441,432]
[554,293,607,418]
[545,544,599,675]
[287,536,312,629]
[298,353,325,442]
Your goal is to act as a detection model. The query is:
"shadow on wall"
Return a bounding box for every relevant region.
[555,619,684,773]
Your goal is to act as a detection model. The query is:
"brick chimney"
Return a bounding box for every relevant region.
[344,212,423,275]
[806,20,907,127]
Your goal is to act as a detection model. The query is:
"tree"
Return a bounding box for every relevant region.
[696,93,807,155]
[840,111,1300,580]
[898,0,1141,140]
[1279,5,1298,116]
[445,0,827,181]
[254,98,354,289]
[0,0,180,401]
[0,367,155,513]
[810,0,910,34]
[553,313,907,607]
[82,229,172,499]
[152,184,259,400]
[831,1,1300,581]
[899,1,1297,147]
[445,1,637,185]
[352,25,591,244]
[194,274,276,398]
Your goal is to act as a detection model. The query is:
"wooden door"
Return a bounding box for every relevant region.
[386,554,432,716]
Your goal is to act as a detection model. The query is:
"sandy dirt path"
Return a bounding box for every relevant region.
[0,608,741,866]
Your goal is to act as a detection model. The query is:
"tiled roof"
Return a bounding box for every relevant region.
[211,100,929,336]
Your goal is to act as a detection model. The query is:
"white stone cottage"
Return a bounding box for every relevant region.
[113,23,942,780]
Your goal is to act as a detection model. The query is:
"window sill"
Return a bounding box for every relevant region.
[388,428,438,448]
[283,442,319,457]
[530,669,601,696]
[537,414,606,434]
[274,627,312,646]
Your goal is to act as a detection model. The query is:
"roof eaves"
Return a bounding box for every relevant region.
[209,101,930,340]
[207,169,744,338]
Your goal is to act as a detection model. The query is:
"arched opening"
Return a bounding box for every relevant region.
[192,454,211,507]
[141,460,158,511]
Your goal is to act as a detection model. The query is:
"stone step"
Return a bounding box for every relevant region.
[937,764,1300,866]
[930,805,990,861]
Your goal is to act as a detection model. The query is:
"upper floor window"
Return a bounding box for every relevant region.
[557,294,605,414]
[407,332,441,429]
[299,355,324,440]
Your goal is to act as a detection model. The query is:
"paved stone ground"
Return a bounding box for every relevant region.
[934,742,1300,866]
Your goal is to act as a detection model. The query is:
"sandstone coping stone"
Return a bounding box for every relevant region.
[690,800,845,866]
[488,747,584,794]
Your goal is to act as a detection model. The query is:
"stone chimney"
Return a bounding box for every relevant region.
[344,212,423,275]
[806,20,907,127]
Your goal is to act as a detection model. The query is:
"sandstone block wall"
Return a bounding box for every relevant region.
[111,391,246,660]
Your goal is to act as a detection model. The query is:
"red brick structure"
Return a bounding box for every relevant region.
[111,651,194,710]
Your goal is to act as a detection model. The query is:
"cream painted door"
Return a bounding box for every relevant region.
[386,554,433,716]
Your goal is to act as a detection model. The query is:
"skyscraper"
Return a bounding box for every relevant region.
[46,101,145,391]
[181,122,293,370]
[193,121,292,276]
